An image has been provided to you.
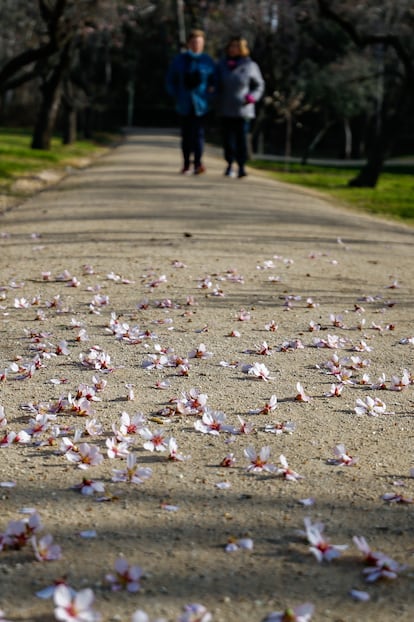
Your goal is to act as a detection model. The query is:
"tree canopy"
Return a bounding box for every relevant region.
[0,0,412,185]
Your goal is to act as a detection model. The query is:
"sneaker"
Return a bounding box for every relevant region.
[224,166,236,178]
[181,166,192,175]
[238,168,247,178]
[194,164,206,175]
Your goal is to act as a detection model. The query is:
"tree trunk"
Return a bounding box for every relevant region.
[31,80,63,150]
[251,107,266,155]
[348,133,386,187]
[61,103,77,145]
[316,0,414,188]
[284,112,292,171]
[80,106,93,139]
[348,95,406,188]
[61,80,77,145]
[31,42,72,150]
[301,121,334,165]
[343,118,352,159]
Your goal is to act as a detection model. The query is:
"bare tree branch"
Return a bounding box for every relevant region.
[0,43,55,88]
[0,69,40,94]
[316,0,413,80]
[0,0,72,91]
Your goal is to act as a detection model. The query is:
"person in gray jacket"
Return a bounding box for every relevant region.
[216,36,265,178]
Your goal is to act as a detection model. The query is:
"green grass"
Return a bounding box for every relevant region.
[0,128,118,191]
[2,129,413,225]
[249,159,414,224]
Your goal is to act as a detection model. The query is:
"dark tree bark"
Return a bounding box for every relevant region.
[316,0,414,187]
[348,138,386,187]
[0,45,55,93]
[31,42,72,150]
[31,80,63,150]
[301,121,334,165]
[61,103,77,145]
[79,106,94,139]
[348,108,399,187]
[61,80,77,144]
[0,0,68,93]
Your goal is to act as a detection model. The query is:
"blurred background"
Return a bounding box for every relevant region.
[0,1,413,188]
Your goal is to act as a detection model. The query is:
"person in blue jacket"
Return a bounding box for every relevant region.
[166,29,216,175]
[216,36,265,178]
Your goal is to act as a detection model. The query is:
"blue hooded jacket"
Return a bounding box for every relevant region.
[166,50,216,116]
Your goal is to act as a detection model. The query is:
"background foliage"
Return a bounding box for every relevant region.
[0,1,413,185]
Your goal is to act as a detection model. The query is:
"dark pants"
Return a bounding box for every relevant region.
[221,117,250,170]
[180,114,206,169]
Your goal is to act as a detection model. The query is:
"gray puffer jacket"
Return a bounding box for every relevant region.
[216,56,265,119]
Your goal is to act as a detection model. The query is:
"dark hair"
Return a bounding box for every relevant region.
[226,36,250,57]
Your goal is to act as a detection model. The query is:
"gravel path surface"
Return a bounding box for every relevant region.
[0,129,413,622]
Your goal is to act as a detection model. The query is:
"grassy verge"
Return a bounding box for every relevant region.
[248,159,414,224]
[0,128,119,194]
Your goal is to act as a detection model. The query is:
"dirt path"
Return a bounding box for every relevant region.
[0,129,413,622]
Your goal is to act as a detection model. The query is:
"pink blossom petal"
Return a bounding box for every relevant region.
[349,589,371,602]
[299,497,315,506]
[79,530,97,538]
[161,504,179,512]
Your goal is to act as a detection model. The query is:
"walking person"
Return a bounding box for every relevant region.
[216,36,265,178]
[166,29,216,175]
